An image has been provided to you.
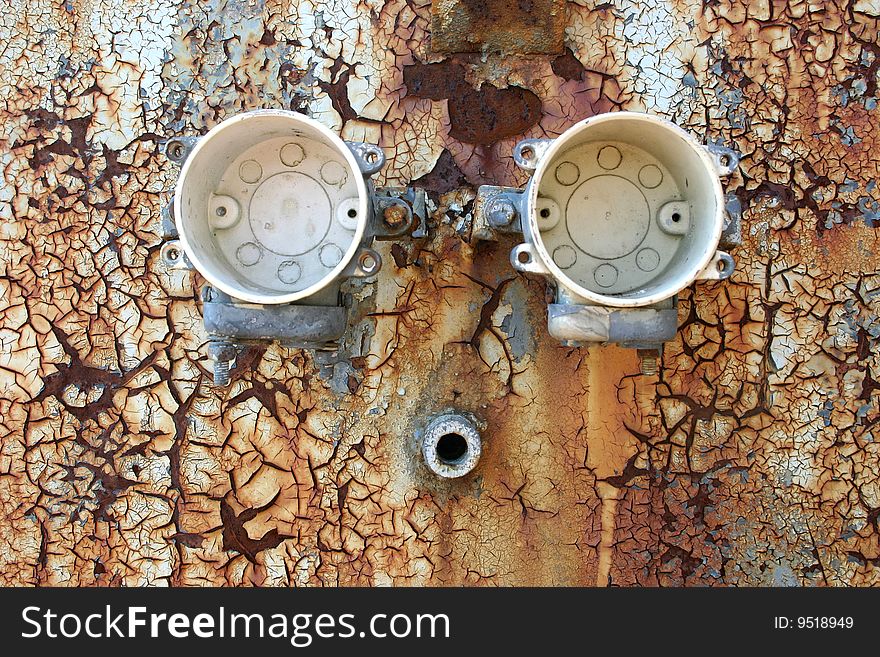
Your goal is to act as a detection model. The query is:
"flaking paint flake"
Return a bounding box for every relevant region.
[0,0,879,587]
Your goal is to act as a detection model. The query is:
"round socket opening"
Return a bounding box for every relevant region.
[527,112,725,307]
[174,110,370,304]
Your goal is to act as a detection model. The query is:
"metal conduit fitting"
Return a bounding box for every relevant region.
[421,413,482,479]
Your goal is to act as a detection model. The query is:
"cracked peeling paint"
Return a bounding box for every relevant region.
[0,0,879,587]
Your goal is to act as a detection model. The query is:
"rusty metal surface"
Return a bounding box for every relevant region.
[431,0,566,54]
[0,0,879,586]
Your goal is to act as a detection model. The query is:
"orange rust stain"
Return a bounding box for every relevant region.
[431,0,566,55]
[596,481,621,587]
[585,347,643,480]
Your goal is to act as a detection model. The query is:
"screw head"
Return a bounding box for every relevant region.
[486,197,517,227]
[382,202,409,230]
[166,140,185,161]
[208,341,236,362]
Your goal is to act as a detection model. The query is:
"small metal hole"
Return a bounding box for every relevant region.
[365,151,378,163]
[347,208,357,218]
[517,251,531,264]
[166,247,179,261]
[436,433,468,464]
[520,146,535,160]
[671,212,681,223]
[168,142,183,159]
[717,259,725,272]
[540,208,551,219]
[718,155,730,168]
[215,206,227,217]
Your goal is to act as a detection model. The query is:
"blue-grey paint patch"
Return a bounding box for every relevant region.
[858,196,880,227]
[824,209,843,229]
[831,119,862,147]
[344,314,377,359]
[818,399,834,427]
[161,0,307,134]
[498,279,536,362]
[770,564,799,586]
[725,194,742,219]
[718,87,744,111]
[837,124,861,146]
[778,466,793,488]
[328,361,357,395]
[852,77,868,96]
[706,46,748,130]
[841,178,859,194]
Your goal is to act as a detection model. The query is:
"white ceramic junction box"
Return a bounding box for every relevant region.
[475,112,739,370]
[511,112,735,306]
[173,110,375,305]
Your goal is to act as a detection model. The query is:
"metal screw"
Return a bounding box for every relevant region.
[208,341,236,386]
[359,252,379,273]
[212,359,231,386]
[382,202,409,230]
[638,349,660,376]
[166,140,184,161]
[486,196,517,227]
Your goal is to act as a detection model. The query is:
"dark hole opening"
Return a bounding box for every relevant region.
[540,208,550,218]
[671,212,681,223]
[436,433,468,464]
[347,208,357,218]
